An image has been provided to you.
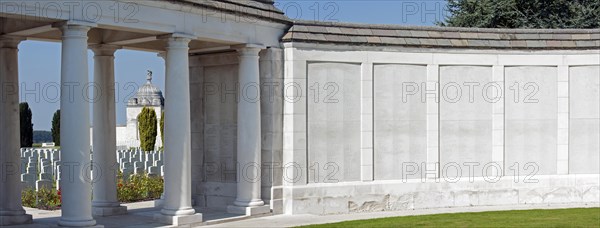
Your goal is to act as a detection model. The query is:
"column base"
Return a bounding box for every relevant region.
[227,205,271,216]
[0,214,33,226]
[92,205,127,217]
[57,218,100,227]
[154,213,203,226]
[58,225,104,228]
[233,199,265,207]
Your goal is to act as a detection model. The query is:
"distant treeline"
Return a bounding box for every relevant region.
[33,131,52,143]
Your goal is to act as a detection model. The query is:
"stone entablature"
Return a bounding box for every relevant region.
[283,20,600,49]
[179,0,289,23]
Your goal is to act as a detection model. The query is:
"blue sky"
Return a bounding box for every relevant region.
[19,0,447,131]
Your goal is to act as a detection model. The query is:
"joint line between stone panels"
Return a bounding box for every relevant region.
[502,65,506,176]
[371,62,375,181]
[564,68,568,175]
[556,68,561,174]
[436,64,441,179]
[567,67,570,175]
[304,62,309,185]
[560,65,570,175]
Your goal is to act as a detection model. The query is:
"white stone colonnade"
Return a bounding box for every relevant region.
[1,21,268,227]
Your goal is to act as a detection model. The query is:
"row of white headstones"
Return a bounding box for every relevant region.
[20,148,164,192]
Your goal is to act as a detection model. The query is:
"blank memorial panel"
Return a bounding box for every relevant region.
[505,66,557,175]
[569,66,600,174]
[307,62,361,183]
[440,66,493,178]
[373,64,427,180]
[203,64,238,182]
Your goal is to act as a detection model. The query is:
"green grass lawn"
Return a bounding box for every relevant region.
[301,208,600,228]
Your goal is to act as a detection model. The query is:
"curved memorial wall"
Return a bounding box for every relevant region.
[279,21,600,215]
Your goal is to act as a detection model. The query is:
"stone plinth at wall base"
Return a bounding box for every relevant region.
[0,214,33,226]
[227,205,271,216]
[154,213,203,227]
[270,199,284,214]
[92,205,128,217]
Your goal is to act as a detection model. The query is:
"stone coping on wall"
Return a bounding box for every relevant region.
[282,20,600,49]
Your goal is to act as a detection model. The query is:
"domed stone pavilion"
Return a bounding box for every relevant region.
[117,70,164,149]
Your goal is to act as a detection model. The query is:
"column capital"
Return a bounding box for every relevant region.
[0,36,25,49]
[159,33,195,49]
[89,44,121,56]
[53,20,96,37]
[233,44,265,56]
[53,20,97,28]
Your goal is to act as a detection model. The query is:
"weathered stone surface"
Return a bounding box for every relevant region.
[281,175,598,215]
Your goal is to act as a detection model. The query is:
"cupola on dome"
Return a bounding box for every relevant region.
[128,70,164,107]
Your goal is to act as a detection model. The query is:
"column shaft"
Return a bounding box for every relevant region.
[58,24,96,227]
[234,46,264,207]
[161,37,195,216]
[0,37,32,226]
[91,45,126,216]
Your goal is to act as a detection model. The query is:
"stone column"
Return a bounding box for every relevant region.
[0,36,33,226]
[57,22,97,227]
[227,44,270,216]
[91,44,127,216]
[154,35,203,226]
[153,51,166,208]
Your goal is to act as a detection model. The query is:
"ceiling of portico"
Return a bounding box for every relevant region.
[0,17,236,54]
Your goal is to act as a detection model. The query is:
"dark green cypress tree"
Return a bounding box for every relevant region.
[138,107,158,151]
[51,109,60,146]
[160,111,164,147]
[20,102,34,147]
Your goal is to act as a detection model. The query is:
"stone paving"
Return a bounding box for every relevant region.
[20,201,249,228]
[15,202,597,227]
